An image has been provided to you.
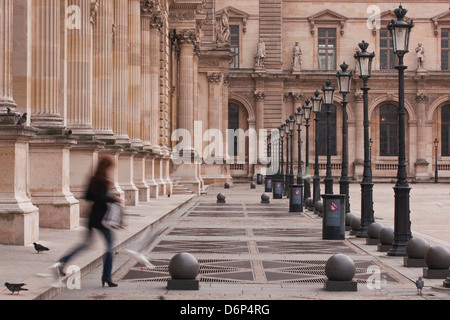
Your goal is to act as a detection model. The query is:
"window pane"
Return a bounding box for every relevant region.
[380,50,388,70]
[318,49,326,70]
[328,51,336,70]
[442,105,450,156]
[380,104,398,156]
[442,39,449,49]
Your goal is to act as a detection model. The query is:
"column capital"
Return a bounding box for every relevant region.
[254,91,266,100]
[416,93,428,102]
[207,72,222,83]
[292,92,303,101]
[354,92,364,102]
[172,29,199,46]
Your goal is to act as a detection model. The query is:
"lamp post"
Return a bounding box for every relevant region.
[322,80,335,195]
[387,4,414,256]
[337,62,353,213]
[288,115,295,188]
[303,100,313,202]
[284,121,290,197]
[434,138,439,183]
[311,90,323,210]
[354,40,375,238]
[295,107,304,186]
[279,125,285,184]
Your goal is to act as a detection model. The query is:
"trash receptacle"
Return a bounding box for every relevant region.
[289,185,303,212]
[321,194,346,240]
[273,179,283,199]
[257,174,263,185]
[265,176,273,193]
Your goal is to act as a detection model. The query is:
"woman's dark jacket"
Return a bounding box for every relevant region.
[85,178,117,229]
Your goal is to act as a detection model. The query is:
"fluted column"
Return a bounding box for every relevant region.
[0,0,15,110]
[113,0,130,144]
[140,7,152,148]
[92,0,114,139]
[177,30,197,150]
[415,93,429,181]
[29,0,63,127]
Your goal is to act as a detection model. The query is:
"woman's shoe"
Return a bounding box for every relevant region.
[102,279,118,287]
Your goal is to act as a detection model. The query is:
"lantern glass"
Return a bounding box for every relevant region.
[312,93,323,114]
[289,118,295,131]
[388,5,414,55]
[322,80,335,105]
[284,121,290,134]
[337,63,352,94]
[303,101,312,121]
[295,107,304,126]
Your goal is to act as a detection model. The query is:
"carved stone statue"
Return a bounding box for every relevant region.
[255,41,266,68]
[217,9,230,44]
[292,42,302,72]
[415,42,425,70]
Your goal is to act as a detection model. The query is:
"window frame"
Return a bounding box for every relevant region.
[379,104,398,157]
[379,28,396,71]
[317,28,337,71]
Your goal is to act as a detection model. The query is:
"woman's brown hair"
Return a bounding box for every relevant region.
[88,156,115,194]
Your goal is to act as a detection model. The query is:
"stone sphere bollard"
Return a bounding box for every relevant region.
[425,246,450,269]
[261,193,270,204]
[306,197,313,208]
[217,193,226,204]
[345,212,357,227]
[250,182,256,189]
[350,216,361,231]
[315,200,323,216]
[379,227,394,245]
[406,237,430,259]
[168,252,200,280]
[367,222,385,239]
[325,254,356,281]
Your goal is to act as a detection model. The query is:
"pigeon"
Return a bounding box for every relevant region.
[415,277,424,296]
[4,282,28,295]
[6,107,15,116]
[36,266,65,288]
[33,242,49,254]
[65,129,72,136]
[17,113,27,126]
[124,249,155,271]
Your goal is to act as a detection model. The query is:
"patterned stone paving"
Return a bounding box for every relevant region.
[119,186,407,285]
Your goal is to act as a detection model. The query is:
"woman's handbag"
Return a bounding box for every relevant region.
[102,203,125,230]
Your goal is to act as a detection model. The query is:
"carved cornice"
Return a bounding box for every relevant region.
[140,0,155,14]
[207,72,222,83]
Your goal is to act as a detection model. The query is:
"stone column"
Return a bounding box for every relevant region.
[134,150,150,202]
[118,148,139,206]
[415,93,429,181]
[112,0,130,144]
[92,0,114,140]
[28,0,79,229]
[171,29,200,194]
[140,4,152,149]
[145,154,159,198]
[353,92,364,180]
[66,0,94,136]
[128,0,142,148]
[254,91,266,177]
[0,0,16,112]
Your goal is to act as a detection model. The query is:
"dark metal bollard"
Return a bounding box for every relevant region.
[273,179,283,199]
[321,194,346,240]
[289,185,303,212]
[264,176,273,193]
[257,174,263,185]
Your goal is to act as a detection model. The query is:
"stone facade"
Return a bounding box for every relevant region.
[1,1,450,245]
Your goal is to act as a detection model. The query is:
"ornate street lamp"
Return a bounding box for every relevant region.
[303,100,313,202]
[311,90,323,211]
[354,40,375,238]
[295,106,304,186]
[387,4,414,256]
[434,138,439,184]
[279,124,285,184]
[337,62,353,213]
[322,79,335,195]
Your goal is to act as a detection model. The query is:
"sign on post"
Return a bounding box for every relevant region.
[321,194,346,240]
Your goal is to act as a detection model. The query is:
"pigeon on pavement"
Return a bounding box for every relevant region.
[4,282,28,295]
[33,242,49,254]
[124,249,155,271]
[415,277,424,296]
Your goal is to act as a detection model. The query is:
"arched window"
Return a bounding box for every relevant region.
[442,105,450,156]
[317,105,336,156]
[380,104,398,156]
[228,103,240,156]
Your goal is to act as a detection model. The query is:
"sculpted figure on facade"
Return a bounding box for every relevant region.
[415,42,425,70]
[217,9,230,44]
[292,41,302,72]
[255,40,266,69]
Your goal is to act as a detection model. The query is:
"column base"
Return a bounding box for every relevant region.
[415,160,430,182]
[32,194,80,229]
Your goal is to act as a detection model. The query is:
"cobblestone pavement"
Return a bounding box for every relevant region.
[52,182,450,301]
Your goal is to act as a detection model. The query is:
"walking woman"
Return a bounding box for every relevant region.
[56,156,122,287]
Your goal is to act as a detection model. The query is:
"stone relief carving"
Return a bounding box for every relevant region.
[415,43,425,71]
[254,41,266,69]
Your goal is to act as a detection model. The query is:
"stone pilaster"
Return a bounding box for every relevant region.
[0,0,16,111]
[415,93,430,181]
[144,154,159,198]
[118,147,139,206]
[134,150,150,202]
[112,0,130,144]
[128,0,142,148]
[66,0,94,136]
[92,0,114,140]
[353,92,364,181]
